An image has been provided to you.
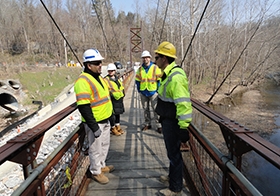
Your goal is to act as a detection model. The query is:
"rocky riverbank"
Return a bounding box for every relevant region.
[192,83,278,138]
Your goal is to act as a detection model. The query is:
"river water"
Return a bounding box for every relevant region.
[242,80,280,196]
[193,78,280,195]
[209,79,280,195]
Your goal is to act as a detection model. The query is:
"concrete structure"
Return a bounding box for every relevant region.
[0,79,23,113]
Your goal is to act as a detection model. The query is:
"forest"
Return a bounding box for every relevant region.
[0,0,279,101]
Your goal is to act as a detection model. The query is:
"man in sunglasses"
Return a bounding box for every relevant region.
[154,42,192,196]
[74,48,114,184]
[135,50,162,133]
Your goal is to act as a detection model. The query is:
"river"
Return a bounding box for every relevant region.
[242,80,280,196]
[193,78,280,195]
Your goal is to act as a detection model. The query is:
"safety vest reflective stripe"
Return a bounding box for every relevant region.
[76,75,111,107]
[158,70,192,121]
[135,74,141,80]
[91,96,110,107]
[76,93,91,101]
[136,64,160,91]
[75,73,112,122]
[178,113,192,120]
[104,78,114,89]
[158,94,191,103]
[174,97,191,104]
[78,76,99,99]
[104,77,124,100]
[137,65,157,82]
[158,71,190,102]
[104,78,123,93]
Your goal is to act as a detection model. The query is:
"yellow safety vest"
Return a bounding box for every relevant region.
[74,72,113,122]
[157,62,192,128]
[135,64,162,91]
[104,76,125,100]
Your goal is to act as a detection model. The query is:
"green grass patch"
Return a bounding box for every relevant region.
[17,66,82,105]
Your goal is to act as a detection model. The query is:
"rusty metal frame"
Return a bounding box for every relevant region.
[184,124,227,195]
[182,98,280,196]
[0,70,135,195]
[130,27,142,53]
[184,123,258,196]
[0,103,77,179]
[21,125,85,196]
[191,98,280,170]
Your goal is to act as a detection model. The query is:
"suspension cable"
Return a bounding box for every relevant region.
[104,0,119,60]
[158,0,171,44]
[91,0,114,59]
[180,0,210,66]
[40,0,82,66]
[149,0,160,51]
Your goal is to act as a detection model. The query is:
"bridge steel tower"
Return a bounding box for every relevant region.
[129,24,143,69]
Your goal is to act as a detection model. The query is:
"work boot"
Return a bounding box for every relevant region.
[111,126,121,136]
[141,125,151,131]
[83,147,89,156]
[157,127,162,134]
[92,173,109,184]
[180,142,190,152]
[101,165,115,173]
[116,125,124,134]
[159,188,182,196]
[160,175,188,188]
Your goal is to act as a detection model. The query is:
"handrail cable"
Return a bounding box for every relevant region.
[149,0,160,51]
[40,0,82,66]
[158,0,171,44]
[180,0,210,66]
[105,0,120,60]
[91,0,114,59]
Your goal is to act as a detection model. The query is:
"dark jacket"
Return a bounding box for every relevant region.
[105,75,125,115]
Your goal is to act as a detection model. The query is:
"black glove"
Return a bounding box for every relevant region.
[179,129,190,143]
[93,128,102,138]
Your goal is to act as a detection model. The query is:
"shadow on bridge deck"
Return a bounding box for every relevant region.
[82,77,190,196]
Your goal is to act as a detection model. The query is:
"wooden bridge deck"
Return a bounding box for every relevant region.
[82,77,190,196]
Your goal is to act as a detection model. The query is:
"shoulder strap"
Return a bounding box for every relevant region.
[161,65,182,81]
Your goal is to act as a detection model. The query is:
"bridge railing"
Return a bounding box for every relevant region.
[0,69,134,196]
[183,98,280,196]
[0,69,279,195]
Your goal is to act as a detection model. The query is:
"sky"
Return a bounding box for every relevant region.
[110,0,143,15]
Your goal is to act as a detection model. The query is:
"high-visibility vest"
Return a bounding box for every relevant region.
[135,63,162,91]
[104,76,125,100]
[156,62,192,128]
[74,72,113,122]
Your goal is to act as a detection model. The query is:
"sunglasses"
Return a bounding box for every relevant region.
[155,56,161,61]
[90,61,102,66]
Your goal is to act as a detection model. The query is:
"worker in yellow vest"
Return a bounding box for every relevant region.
[154,41,192,196]
[104,63,125,136]
[74,48,114,184]
[135,50,162,133]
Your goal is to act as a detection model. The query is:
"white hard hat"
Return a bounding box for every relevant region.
[141,50,152,58]
[107,63,117,71]
[83,48,104,62]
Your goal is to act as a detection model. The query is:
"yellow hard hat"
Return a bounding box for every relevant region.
[154,41,177,59]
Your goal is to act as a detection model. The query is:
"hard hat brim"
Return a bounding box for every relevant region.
[154,50,177,59]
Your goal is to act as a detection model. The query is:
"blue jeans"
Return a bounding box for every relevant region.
[161,118,183,192]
